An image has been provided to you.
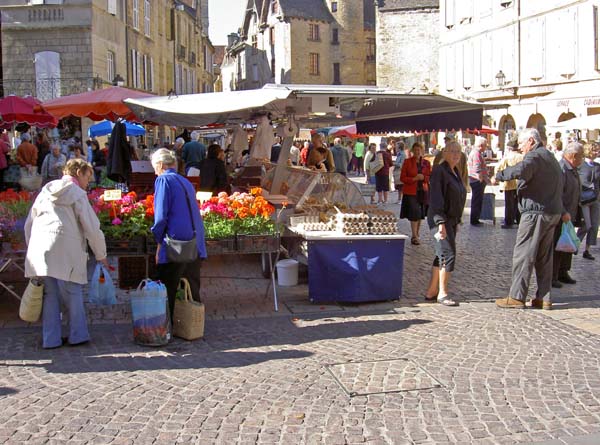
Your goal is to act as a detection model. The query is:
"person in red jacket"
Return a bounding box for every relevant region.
[400,142,432,245]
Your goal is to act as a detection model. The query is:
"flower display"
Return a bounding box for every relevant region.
[200,188,278,239]
[89,190,154,239]
[0,189,35,247]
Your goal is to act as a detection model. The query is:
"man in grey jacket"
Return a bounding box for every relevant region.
[552,142,583,287]
[494,128,564,310]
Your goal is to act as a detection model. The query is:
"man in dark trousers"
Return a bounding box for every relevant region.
[467,136,490,225]
[552,142,583,289]
[494,128,564,310]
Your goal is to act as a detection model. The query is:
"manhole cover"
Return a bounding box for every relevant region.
[325,358,443,397]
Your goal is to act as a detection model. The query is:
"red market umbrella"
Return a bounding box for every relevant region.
[465,125,499,136]
[0,95,58,129]
[37,86,154,122]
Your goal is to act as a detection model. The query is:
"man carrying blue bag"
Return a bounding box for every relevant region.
[552,142,584,288]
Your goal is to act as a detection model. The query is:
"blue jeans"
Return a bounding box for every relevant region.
[42,277,90,348]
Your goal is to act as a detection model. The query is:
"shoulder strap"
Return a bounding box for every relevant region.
[173,175,196,235]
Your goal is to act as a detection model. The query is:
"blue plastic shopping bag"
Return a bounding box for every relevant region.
[89,264,117,305]
[131,279,170,346]
[556,222,578,253]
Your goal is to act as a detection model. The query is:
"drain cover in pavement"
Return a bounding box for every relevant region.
[325,358,443,397]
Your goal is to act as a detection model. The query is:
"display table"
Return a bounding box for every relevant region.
[291,229,408,303]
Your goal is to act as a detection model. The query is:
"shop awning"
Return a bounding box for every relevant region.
[124,87,299,127]
[38,86,154,121]
[546,115,600,130]
[355,95,484,134]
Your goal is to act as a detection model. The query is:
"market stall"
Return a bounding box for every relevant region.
[123,84,485,306]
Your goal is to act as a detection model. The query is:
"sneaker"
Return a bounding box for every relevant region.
[558,274,576,284]
[495,296,525,309]
[531,299,552,310]
[583,251,595,260]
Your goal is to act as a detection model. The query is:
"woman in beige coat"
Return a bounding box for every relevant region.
[25,159,108,349]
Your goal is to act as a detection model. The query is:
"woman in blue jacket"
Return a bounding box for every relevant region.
[151,149,207,322]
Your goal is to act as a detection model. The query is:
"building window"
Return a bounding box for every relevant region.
[269,27,275,45]
[445,0,455,29]
[107,51,115,84]
[252,35,258,54]
[308,24,320,41]
[332,28,339,44]
[107,0,117,15]
[133,0,139,30]
[271,57,276,76]
[480,34,492,87]
[34,51,60,101]
[252,64,259,82]
[333,63,340,85]
[272,1,278,14]
[309,52,320,75]
[331,1,338,12]
[149,56,154,92]
[131,49,138,88]
[144,0,151,37]
[462,41,473,89]
[595,6,600,70]
[367,38,375,62]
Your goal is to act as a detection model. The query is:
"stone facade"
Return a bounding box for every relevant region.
[223,0,376,90]
[0,0,215,99]
[376,1,440,93]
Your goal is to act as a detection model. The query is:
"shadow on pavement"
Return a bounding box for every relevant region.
[0,318,431,373]
[0,387,18,397]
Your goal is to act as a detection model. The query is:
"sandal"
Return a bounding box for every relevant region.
[411,237,420,245]
[424,295,437,301]
[438,297,458,307]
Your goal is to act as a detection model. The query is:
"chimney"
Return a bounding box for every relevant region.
[227,33,238,48]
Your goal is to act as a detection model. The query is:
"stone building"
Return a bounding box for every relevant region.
[375,0,439,93]
[222,0,376,91]
[0,0,215,99]
[439,0,600,147]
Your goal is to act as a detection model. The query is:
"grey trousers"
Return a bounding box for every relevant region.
[509,212,561,302]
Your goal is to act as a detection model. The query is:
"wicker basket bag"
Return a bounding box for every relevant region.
[173,278,205,340]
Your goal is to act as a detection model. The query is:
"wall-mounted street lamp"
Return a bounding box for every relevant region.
[112,74,125,87]
[495,70,517,96]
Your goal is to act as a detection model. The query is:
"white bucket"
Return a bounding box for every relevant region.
[276,259,299,286]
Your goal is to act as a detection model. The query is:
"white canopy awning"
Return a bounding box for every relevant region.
[546,115,600,130]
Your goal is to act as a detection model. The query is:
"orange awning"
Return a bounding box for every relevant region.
[37,86,154,122]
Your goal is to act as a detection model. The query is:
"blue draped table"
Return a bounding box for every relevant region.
[292,230,407,303]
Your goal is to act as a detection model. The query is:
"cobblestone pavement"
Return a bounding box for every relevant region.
[1,190,600,444]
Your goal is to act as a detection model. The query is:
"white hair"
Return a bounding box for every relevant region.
[474,136,487,148]
[518,128,542,145]
[175,137,185,146]
[190,130,200,141]
[333,137,341,145]
[564,141,583,156]
[151,148,177,169]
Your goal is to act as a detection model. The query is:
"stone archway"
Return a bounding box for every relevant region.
[498,114,516,149]
[558,112,576,123]
[526,113,547,143]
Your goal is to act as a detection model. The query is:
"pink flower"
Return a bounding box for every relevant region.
[111,217,122,225]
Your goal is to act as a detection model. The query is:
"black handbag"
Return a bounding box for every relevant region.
[581,188,598,206]
[164,176,198,263]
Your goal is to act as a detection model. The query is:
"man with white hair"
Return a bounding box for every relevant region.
[552,141,584,289]
[495,128,564,310]
[330,137,350,175]
[182,130,206,174]
[467,136,490,225]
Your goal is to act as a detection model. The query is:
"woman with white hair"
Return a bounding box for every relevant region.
[150,149,207,323]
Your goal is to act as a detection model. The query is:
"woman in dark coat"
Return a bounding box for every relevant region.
[199,144,228,195]
[400,142,431,245]
[425,142,467,306]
